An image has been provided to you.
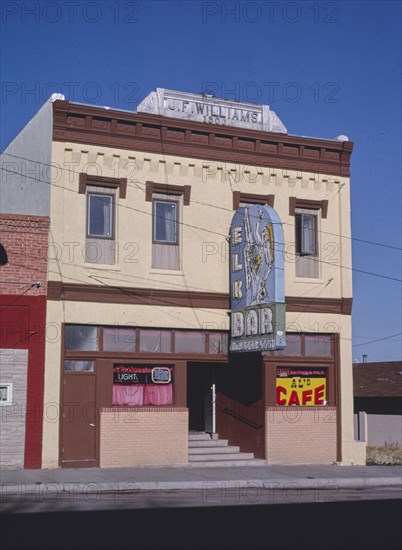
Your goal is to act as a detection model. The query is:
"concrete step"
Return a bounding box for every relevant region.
[187,431,265,467]
[189,452,255,462]
[187,459,267,467]
[189,439,229,448]
[189,445,241,455]
[188,433,213,441]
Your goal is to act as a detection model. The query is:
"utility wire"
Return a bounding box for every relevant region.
[352,332,402,348]
[2,151,401,251]
[1,166,401,283]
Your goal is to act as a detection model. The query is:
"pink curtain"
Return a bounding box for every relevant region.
[112,384,173,406]
[113,384,144,406]
[144,384,173,405]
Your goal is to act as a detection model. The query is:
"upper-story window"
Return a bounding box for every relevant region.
[85,186,116,265]
[289,198,328,279]
[87,193,114,238]
[146,181,191,271]
[295,211,317,256]
[79,173,127,266]
[153,200,178,244]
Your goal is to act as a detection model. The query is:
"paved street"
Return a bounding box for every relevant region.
[1,497,401,550]
[1,463,401,549]
[1,485,401,513]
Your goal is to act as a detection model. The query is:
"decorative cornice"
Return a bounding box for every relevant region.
[232,192,275,210]
[52,101,353,177]
[78,173,127,198]
[145,181,191,205]
[289,197,329,218]
[47,281,352,314]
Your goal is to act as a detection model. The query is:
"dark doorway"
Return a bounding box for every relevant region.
[215,361,265,458]
[187,363,216,432]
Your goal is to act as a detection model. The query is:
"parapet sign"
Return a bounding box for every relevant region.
[137,88,287,134]
[230,205,286,352]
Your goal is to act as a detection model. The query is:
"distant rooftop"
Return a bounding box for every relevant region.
[353,361,402,397]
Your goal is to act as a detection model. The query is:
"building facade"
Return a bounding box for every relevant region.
[0,89,366,468]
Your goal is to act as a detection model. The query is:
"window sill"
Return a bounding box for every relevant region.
[293,276,323,283]
[149,269,185,276]
[85,264,122,272]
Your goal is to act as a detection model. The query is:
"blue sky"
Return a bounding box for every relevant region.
[1,0,401,360]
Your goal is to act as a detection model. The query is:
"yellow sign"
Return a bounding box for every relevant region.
[276,377,327,406]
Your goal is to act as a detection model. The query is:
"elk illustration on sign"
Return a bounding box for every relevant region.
[230,205,286,352]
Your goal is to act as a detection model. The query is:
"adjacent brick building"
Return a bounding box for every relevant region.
[0,214,49,468]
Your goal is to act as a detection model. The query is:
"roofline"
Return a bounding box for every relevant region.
[52,100,353,177]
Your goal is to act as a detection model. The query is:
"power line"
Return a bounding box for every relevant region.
[1,165,401,284]
[352,332,402,348]
[2,151,401,251]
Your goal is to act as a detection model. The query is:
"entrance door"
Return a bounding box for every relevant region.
[61,373,98,467]
[187,363,216,433]
[215,363,265,458]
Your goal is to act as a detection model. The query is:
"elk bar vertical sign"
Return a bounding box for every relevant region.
[230,205,286,352]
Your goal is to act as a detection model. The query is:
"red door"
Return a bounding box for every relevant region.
[61,373,98,468]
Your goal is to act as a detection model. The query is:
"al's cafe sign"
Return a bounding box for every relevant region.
[230,204,286,352]
[276,368,327,406]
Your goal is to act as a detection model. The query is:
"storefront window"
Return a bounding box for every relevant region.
[209,332,229,354]
[64,360,94,372]
[104,327,137,352]
[305,335,332,356]
[276,367,327,406]
[64,325,98,351]
[275,334,302,356]
[175,331,205,353]
[112,365,173,406]
[271,333,334,358]
[139,330,172,353]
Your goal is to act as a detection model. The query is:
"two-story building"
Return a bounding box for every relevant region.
[0,89,366,468]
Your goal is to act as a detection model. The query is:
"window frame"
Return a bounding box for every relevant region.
[264,333,338,407]
[111,363,175,407]
[152,198,179,245]
[87,192,115,239]
[295,212,318,256]
[0,383,13,406]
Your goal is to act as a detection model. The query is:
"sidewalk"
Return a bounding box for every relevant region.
[1,463,401,494]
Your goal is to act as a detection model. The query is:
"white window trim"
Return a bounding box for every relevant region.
[295,207,321,279]
[87,192,114,239]
[153,199,179,244]
[0,383,13,406]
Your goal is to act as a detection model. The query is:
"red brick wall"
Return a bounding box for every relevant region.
[0,214,49,295]
[0,214,50,468]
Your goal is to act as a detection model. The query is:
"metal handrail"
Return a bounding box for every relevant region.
[223,407,263,429]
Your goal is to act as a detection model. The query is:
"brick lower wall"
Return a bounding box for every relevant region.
[100,408,188,468]
[265,407,337,464]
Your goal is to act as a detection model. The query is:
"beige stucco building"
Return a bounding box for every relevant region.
[1,89,366,468]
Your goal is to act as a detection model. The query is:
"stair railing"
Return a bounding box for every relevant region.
[223,407,263,429]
